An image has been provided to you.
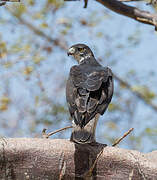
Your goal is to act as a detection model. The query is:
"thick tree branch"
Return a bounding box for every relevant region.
[96,0,157,29]
[64,0,157,29]
[118,0,142,2]
[0,138,157,179]
[114,74,157,112]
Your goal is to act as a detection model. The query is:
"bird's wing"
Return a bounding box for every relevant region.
[66,65,113,127]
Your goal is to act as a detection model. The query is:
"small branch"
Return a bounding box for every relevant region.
[84,0,88,8]
[118,0,141,2]
[64,0,88,8]
[114,74,157,112]
[6,8,67,50]
[0,2,6,6]
[119,0,153,5]
[64,0,80,1]
[42,126,73,138]
[59,153,66,180]
[112,128,134,147]
[0,0,20,1]
[96,0,157,30]
[83,148,104,178]
[0,0,20,5]
[65,0,157,29]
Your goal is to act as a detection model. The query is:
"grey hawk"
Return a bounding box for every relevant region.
[66,44,114,144]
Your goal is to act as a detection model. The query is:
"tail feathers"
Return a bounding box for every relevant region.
[70,114,99,144]
[70,129,95,144]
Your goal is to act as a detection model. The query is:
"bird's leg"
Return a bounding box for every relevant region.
[42,126,73,139]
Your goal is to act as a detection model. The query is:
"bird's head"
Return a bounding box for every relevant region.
[67,44,94,64]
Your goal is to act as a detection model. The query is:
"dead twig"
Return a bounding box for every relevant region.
[65,0,157,30]
[59,152,66,180]
[0,2,6,6]
[83,148,104,178]
[0,0,20,2]
[0,0,20,7]
[64,0,88,8]
[42,126,73,138]
[84,0,88,8]
[118,0,152,6]
[118,0,141,2]
[112,128,134,147]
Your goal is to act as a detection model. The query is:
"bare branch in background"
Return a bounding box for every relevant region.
[0,2,6,6]
[64,0,88,8]
[0,0,20,2]
[118,0,155,5]
[7,8,67,50]
[0,0,20,7]
[114,74,157,112]
[118,0,141,2]
[16,16,67,50]
[96,0,157,30]
[64,0,157,30]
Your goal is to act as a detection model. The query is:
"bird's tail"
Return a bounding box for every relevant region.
[70,114,99,144]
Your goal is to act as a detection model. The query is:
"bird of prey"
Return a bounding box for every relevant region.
[66,44,114,144]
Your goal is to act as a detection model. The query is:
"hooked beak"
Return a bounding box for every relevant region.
[67,47,75,56]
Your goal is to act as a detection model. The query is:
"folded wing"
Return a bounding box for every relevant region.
[66,65,113,128]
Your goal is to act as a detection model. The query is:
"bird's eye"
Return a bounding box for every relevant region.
[78,48,84,52]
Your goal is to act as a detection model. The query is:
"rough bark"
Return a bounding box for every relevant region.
[96,0,157,29]
[0,138,157,179]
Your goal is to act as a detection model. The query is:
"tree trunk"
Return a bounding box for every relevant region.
[0,138,157,179]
